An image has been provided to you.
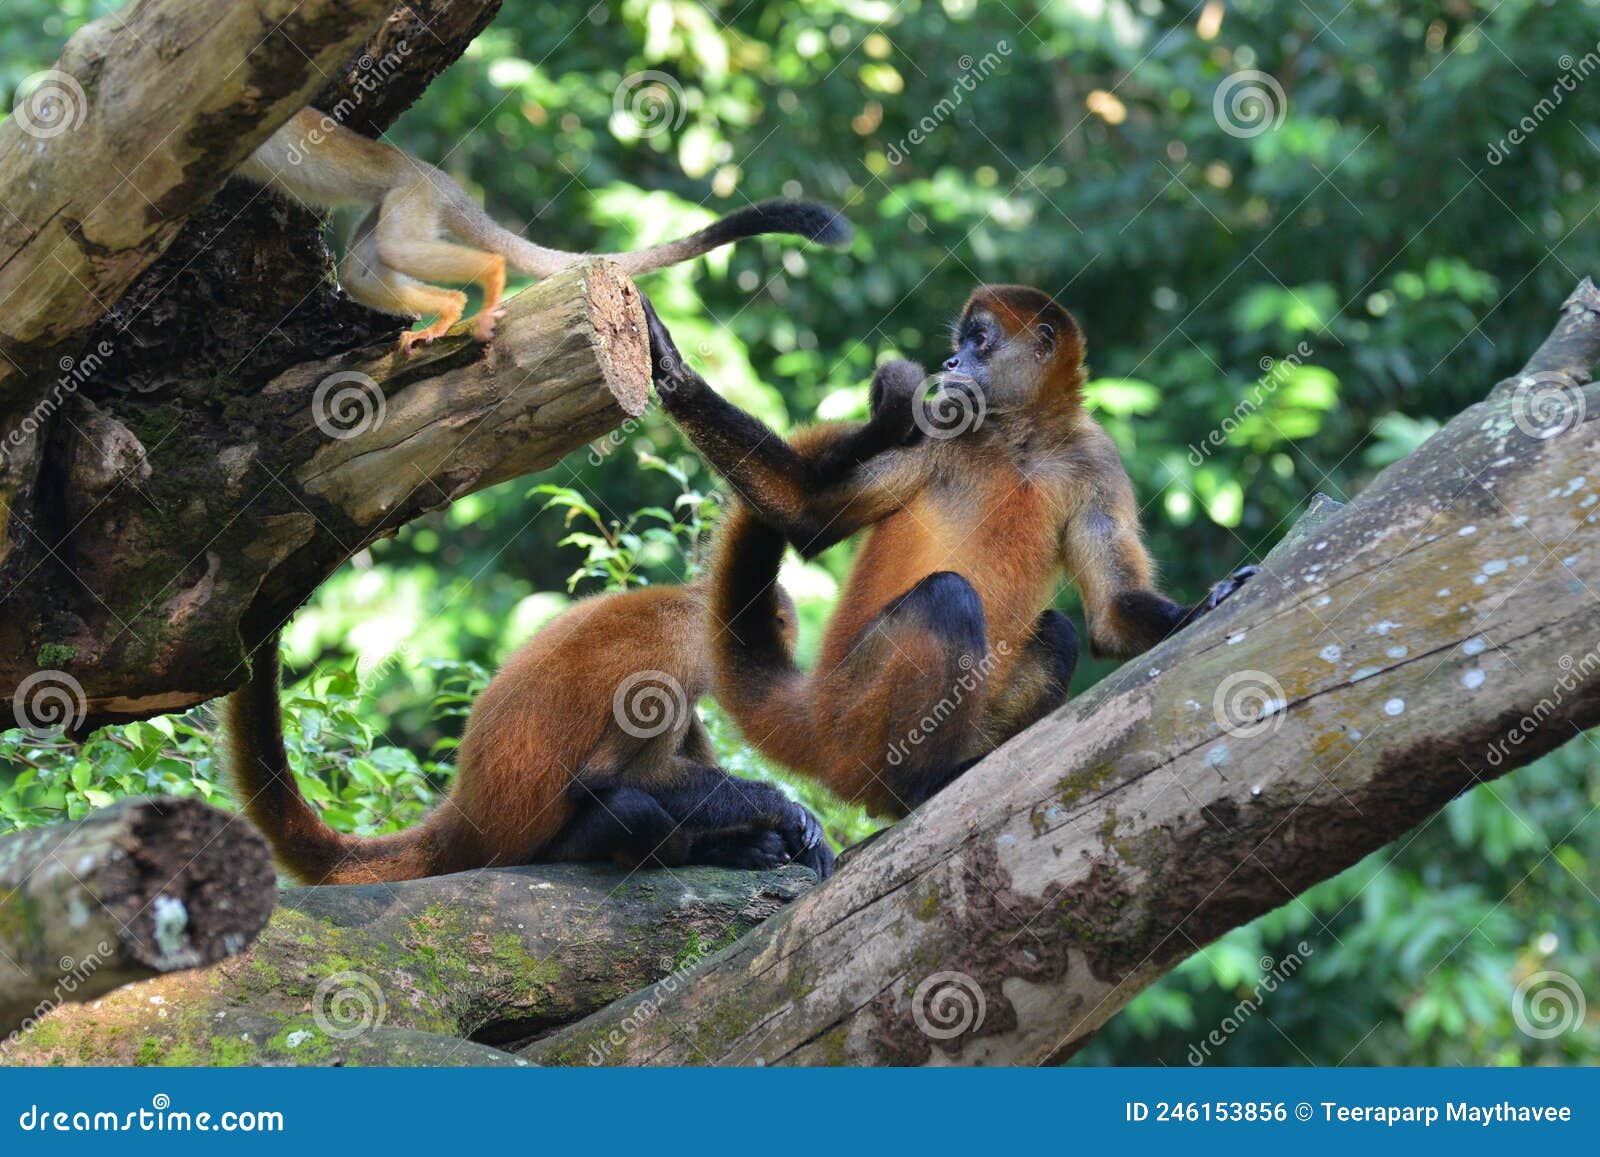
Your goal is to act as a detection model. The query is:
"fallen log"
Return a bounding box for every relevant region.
[2,862,813,1066]
[0,797,275,1037]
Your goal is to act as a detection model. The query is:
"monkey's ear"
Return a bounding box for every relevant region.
[1034,322,1057,360]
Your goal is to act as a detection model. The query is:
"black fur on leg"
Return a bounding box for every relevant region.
[538,786,691,868]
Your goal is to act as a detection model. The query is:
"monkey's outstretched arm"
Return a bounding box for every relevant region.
[1061,447,1255,660]
[644,300,935,555]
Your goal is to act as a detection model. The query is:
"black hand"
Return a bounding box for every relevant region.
[1197,564,1259,615]
[868,359,929,447]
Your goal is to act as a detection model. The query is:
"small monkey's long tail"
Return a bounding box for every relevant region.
[706,503,820,765]
[449,198,852,278]
[223,638,474,885]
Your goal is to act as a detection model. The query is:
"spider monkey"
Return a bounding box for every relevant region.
[220,379,922,884]
[644,286,1256,818]
[238,108,851,354]
[224,583,833,885]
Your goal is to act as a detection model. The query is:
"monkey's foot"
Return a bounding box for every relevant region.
[398,321,453,357]
[468,306,508,343]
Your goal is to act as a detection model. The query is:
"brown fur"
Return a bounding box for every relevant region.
[224,585,716,885]
[704,286,1198,818]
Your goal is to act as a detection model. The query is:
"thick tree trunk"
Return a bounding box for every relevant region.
[1,259,647,732]
[3,863,814,1066]
[515,280,1600,1067]
[0,798,274,1036]
[0,1,553,730]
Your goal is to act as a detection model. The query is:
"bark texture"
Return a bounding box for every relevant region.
[0,0,546,728]
[2,259,647,731]
[0,797,274,1035]
[3,863,813,1066]
[515,280,1600,1067]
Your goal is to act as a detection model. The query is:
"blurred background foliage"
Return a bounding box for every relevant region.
[3,0,1597,1065]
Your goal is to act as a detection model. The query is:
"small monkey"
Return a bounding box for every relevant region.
[238,108,852,354]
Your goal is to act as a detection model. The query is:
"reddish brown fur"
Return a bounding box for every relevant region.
[710,286,1182,818]
[225,585,714,885]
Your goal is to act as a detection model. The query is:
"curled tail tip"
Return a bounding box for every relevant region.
[788,200,854,246]
[735,198,852,247]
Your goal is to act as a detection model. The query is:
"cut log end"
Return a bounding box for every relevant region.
[0,797,276,1033]
[581,259,651,418]
[108,798,277,972]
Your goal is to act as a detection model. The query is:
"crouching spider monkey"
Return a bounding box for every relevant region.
[644,286,1256,818]
[225,583,833,885]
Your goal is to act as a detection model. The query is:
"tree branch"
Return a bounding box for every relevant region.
[3,862,814,1066]
[518,279,1600,1067]
[0,260,647,729]
[0,0,391,400]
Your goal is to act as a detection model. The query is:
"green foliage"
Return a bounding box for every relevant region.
[3,0,1598,1065]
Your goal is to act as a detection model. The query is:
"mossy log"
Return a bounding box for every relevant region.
[3,863,815,1066]
[520,280,1600,1067]
[0,798,274,1037]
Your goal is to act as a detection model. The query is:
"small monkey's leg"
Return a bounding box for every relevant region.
[338,242,469,356]
[374,235,506,343]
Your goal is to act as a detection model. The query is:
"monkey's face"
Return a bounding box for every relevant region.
[946,288,1084,413]
[943,306,1051,409]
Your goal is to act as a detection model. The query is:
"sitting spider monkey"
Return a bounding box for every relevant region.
[644,286,1256,818]
[238,108,851,355]
[224,584,832,885]
[220,384,923,884]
